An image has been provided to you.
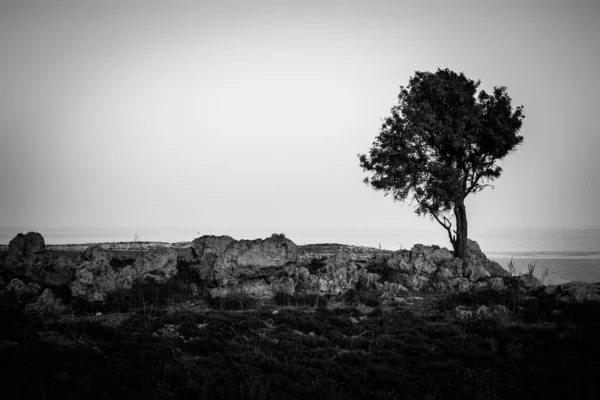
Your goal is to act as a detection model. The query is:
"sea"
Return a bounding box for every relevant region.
[1,226,599,286]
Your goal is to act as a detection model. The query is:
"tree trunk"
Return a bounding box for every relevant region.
[453,200,468,258]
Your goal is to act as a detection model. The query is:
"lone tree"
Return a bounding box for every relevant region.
[359,69,525,258]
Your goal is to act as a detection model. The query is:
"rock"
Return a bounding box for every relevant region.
[6,278,42,303]
[357,270,382,289]
[482,259,509,278]
[466,239,508,277]
[503,274,541,292]
[83,245,113,263]
[488,277,507,291]
[388,272,430,291]
[453,305,473,321]
[190,235,236,280]
[210,279,274,299]
[466,239,483,257]
[311,252,361,295]
[25,289,66,314]
[438,258,464,278]
[190,263,215,281]
[7,232,45,257]
[214,234,298,284]
[553,281,600,304]
[70,259,136,302]
[435,267,454,280]
[133,247,178,283]
[376,281,409,296]
[475,305,511,322]
[449,277,472,292]
[462,259,491,282]
[387,244,452,275]
[8,234,26,255]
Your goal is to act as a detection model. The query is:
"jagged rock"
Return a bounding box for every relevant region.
[190,235,236,280]
[8,232,45,257]
[2,233,77,286]
[83,245,113,263]
[70,260,130,302]
[438,258,464,278]
[466,239,509,277]
[190,263,215,281]
[25,289,66,314]
[6,278,42,303]
[357,270,382,289]
[553,281,600,304]
[475,305,511,322]
[133,247,178,283]
[210,279,275,299]
[375,281,409,295]
[488,277,507,291]
[503,274,541,292]
[449,277,472,292]
[387,244,452,275]
[435,267,454,280]
[389,272,430,291]
[214,234,298,284]
[462,259,491,282]
[453,305,473,321]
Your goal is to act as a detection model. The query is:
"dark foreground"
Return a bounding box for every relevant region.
[1,279,600,400]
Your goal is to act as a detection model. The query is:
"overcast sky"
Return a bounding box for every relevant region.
[1,0,599,244]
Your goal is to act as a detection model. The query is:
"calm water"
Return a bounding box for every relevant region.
[1,226,599,285]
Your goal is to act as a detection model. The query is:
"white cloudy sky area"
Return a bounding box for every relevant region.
[0,0,599,246]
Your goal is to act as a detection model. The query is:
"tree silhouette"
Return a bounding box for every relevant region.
[359,69,525,258]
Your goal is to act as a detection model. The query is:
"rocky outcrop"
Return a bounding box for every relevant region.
[542,281,600,304]
[6,278,42,304]
[467,239,509,278]
[133,247,178,283]
[214,234,297,283]
[25,288,66,314]
[453,304,512,322]
[2,233,181,303]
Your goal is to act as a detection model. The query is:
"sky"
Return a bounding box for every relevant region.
[1,0,599,246]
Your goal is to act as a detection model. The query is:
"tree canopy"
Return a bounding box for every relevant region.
[358,68,525,258]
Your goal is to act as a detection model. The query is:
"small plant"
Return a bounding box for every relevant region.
[507,258,519,277]
[527,261,536,276]
[540,268,550,285]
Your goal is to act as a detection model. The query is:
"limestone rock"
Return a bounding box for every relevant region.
[503,274,541,292]
[6,278,41,303]
[133,247,178,283]
[475,305,511,322]
[83,245,113,263]
[553,281,600,304]
[25,289,66,314]
[210,279,274,299]
[438,258,464,278]
[8,232,45,257]
[387,244,452,275]
[463,259,491,282]
[467,239,508,277]
[453,305,473,321]
[389,272,430,291]
[214,234,298,284]
[70,259,136,302]
[449,277,472,292]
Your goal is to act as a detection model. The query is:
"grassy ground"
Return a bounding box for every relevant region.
[1,276,600,399]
